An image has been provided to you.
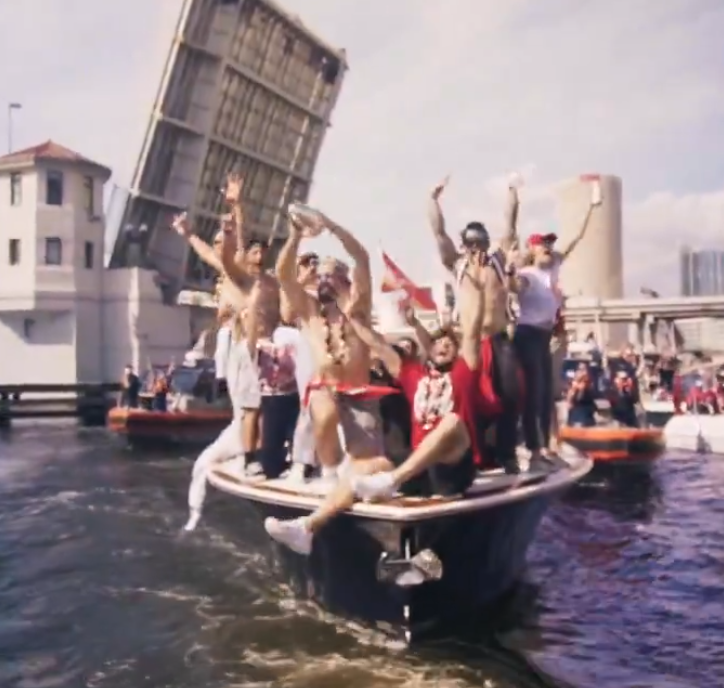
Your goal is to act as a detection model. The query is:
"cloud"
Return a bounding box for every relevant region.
[1,0,723,295]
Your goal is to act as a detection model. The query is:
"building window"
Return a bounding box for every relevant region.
[10,173,22,206]
[8,239,20,265]
[44,237,62,265]
[83,176,94,216]
[84,241,94,269]
[46,170,64,205]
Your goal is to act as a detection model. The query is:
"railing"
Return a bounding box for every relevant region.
[0,383,121,427]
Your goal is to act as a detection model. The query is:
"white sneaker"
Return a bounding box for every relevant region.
[352,471,397,501]
[286,463,308,484]
[183,509,201,532]
[264,517,313,555]
[245,461,264,477]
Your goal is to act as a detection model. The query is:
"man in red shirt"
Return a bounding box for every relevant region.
[351,320,482,501]
[264,269,484,555]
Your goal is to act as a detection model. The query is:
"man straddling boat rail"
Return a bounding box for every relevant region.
[173,173,277,470]
[184,249,265,531]
[264,248,485,555]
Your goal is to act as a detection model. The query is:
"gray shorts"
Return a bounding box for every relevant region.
[337,395,385,458]
[226,340,261,410]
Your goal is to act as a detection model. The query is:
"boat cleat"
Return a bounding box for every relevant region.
[376,548,443,587]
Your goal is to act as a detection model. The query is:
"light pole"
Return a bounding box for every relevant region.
[8,102,21,153]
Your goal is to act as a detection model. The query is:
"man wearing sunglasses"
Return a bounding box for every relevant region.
[427,176,523,474]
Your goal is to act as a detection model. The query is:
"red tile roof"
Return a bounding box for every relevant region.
[0,140,111,176]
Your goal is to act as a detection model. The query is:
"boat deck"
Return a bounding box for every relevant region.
[208,445,593,522]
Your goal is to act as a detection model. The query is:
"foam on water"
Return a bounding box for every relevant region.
[0,426,722,688]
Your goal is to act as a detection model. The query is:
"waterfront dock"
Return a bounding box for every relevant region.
[0,383,120,427]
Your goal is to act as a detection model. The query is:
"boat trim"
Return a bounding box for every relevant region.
[207,447,593,523]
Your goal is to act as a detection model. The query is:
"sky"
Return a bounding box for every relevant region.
[2,0,724,295]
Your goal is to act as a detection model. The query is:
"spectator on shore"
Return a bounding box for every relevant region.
[120,365,140,408]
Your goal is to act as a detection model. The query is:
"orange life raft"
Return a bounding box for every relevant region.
[559,426,665,463]
[108,407,232,446]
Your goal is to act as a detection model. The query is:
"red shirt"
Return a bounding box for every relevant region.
[396,358,481,464]
[686,387,719,412]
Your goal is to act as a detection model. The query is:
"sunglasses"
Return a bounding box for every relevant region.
[298,254,319,268]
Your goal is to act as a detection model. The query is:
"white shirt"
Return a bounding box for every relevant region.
[517,263,561,328]
[273,326,313,397]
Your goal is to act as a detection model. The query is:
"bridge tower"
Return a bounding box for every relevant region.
[106,0,347,301]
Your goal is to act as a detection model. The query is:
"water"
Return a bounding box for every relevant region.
[0,425,722,688]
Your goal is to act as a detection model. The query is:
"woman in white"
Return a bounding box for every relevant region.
[184,284,263,531]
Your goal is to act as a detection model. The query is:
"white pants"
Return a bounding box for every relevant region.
[187,336,258,527]
[291,407,316,465]
[214,326,232,380]
[188,415,245,514]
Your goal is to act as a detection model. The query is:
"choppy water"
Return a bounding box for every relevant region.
[0,424,722,688]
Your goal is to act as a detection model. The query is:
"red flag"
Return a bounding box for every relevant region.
[380,251,437,311]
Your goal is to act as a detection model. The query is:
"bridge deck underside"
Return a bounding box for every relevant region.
[108,0,344,296]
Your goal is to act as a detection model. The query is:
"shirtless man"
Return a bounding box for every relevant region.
[505,181,601,463]
[428,175,522,473]
[264,260,485,555]
[264,209,395,548]
[184,230,264,531]
[272,210,378,473]
[173,173,280,470]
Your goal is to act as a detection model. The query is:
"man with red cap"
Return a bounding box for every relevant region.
[505,186,601,466]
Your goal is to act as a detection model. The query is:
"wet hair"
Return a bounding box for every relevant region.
[297,252,319,268]
[428,325,459,344]
[244,236,265,251]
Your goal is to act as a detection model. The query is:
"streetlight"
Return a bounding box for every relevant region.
[7,102,21,153]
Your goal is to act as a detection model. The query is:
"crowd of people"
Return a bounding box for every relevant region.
[119,363,172,412]
[174,171,602,554]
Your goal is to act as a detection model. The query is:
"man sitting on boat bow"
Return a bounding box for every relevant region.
[264,250,484,555]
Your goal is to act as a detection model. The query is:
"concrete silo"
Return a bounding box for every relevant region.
[555,174,623,299]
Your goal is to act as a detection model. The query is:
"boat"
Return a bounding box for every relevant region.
[662,369,724,454]
[558,425,665,464]
[641,398,675,428]
[108,357,232,447]
[206,444,592,643]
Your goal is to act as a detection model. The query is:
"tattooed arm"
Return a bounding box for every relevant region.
[428,176,460,273]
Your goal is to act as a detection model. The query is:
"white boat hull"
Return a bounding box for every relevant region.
[663,415,724,454]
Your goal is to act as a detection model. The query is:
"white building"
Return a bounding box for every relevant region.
[0,141,192,385]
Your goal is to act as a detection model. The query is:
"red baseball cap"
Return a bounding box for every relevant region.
[527,232,557,246]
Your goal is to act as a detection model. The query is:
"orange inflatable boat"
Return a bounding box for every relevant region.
[559,426,665,463]
[108,407,232,447]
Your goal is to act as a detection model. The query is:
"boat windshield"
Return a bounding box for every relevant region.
[169,363,216,400]
[170,367,202,395]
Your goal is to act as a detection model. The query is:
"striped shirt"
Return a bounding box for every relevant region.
[452,249,516,323]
